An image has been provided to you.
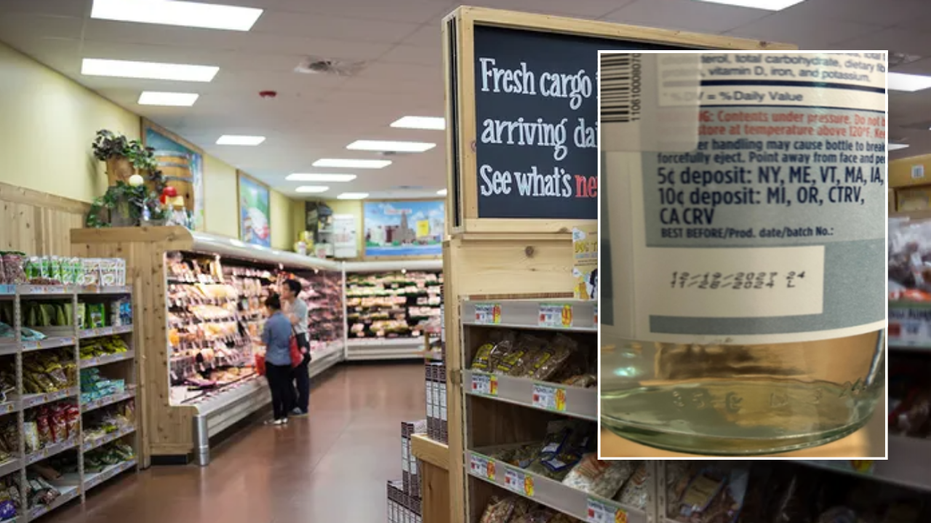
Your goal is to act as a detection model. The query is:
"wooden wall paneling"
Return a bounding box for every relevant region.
[0,181,88,255]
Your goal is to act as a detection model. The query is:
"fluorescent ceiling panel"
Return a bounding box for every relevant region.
[347,140,436,153]
[91,0,263,31]
[138,91,199,106]
[888,72,931,92]
[889,143,910,151]
[692,0,807,10]
[313,159,391,169]
[337,193,369,200]
[82,58,218,82]
[390,116,446,130]
[437,189,448,196]
[216,135,265,146]
[295,186,329,193]
[287,173,357,182]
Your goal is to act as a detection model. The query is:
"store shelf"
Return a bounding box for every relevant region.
[346,337,425,361]
[463,370,596,421]
[21,336,76,352]
[26,437,77,465]
[78,325,133,339]
[80,350,135,369]
[0,458,20,478]
[0,343,16,356]
[193,376,270,438]
[81,389,136,413]
[467,449,646,523]
[84,459,137,491]
[461,299,596,332]
[0,401,17,416]
[29,485,80,520]
[411,434,448,470]
[17,285,73,297]
[83,426,136,452]
[21,387,78,409]
[77,285,132,295]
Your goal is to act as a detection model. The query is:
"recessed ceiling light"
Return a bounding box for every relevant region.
[138,91,199,106]
[92,0,263,31]
[287,173,357,182]
[337,192,369,200]
[888,72,931,92]
[347,140,436,153]
[889,143,910,151]
[390,116,446,130]
[692,0,806,10]
[295,186,329,193]
[313,159,391,169]
[216,135,265,146]
[82,58,219,82]
[437,189,448,196]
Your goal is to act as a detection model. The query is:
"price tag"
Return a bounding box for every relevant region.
[475,303,501,325]
[539,303,572,328]
[469,454,495,480]
[532,383,566,412]
[0,285,13,295]
[504,467,534,497]
[587,499,628,523]
[470,373,498,396]
[594,304,598,325]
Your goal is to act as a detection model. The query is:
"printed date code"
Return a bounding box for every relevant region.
[670,271,806,290]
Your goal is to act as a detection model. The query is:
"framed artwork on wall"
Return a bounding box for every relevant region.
[237,171,271,247]
[363,200,444,258]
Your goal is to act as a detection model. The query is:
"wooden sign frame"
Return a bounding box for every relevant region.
[442,6,795,236]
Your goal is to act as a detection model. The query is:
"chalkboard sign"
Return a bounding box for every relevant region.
[472,25,678,220]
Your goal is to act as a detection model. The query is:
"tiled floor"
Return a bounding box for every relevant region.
[43,363,425,523]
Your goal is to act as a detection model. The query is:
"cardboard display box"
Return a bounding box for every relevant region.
[891,154,931,189]
[896,185,931,212]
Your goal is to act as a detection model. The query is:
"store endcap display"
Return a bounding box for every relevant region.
[470,331,595,387]
[347,271,442,339]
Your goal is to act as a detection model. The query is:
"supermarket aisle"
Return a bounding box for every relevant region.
[45,363,425,523]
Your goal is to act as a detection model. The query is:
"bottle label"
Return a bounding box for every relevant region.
[603,52,886,344]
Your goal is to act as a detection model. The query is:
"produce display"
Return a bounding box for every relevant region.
[470,331,596,388]
[0,253,125,287]
[346,271,442,339]
[23,351,76,395]
[0,298,132,339]
[23,403,79,454]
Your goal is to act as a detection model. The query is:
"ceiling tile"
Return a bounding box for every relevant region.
[781,0,930,27]
[0,13,85,40]
[267,0,455,24]
[466,0,633,18]
[0,0,89,17]
[380,45,442,67]
[251,10,421,44]
[401,24,442,48]
[726,12,884,48]
[603,0,770,34]
[833,28,931,56]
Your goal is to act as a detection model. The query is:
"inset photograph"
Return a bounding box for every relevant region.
[599,51,887,458]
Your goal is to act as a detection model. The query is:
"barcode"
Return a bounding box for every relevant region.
[600,54,642,123]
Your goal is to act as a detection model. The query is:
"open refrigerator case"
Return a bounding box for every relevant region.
[280,268,345,378]
[344,261,443,361]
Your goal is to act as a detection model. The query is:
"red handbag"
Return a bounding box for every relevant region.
[254,353,266,376]
[289,330,303,368]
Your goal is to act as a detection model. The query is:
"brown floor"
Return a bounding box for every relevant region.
[44,363,425,523]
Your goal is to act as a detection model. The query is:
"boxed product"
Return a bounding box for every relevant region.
[425,363,437,441]
[401,419,426,498]
[891,154,931,189]
[896,185,931,212]
[572,226,598,300]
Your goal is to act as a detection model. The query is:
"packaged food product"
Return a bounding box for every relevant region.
[616,462,649,509]
[23,422,40,453]
[0,500,15,521]
[526,334,576,381]
[65,405,80,438]
[479,496,518,523]
[2,253,27,284]
[35,409,52,447]
[562,455,633,499]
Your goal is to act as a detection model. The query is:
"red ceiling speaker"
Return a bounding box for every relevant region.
[259,90,277,99]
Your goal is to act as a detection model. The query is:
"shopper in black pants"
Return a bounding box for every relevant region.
[261,294,293,425]
[281,279,311,416]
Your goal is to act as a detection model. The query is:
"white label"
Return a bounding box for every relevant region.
[889,307,931,346]
[604,52,886,344]
[426,379,435,418]
[641,246,824,318]
[439,382,448,421]
[471,373,491,395]
[440,305,445,343]
[538,303,571,328]
[474,303,499,325]
[532,383,566,412]
[912,164,925,180]
[402,437,409,472]
[469,454,493,479]
[587,498,627,523]
[504,468,524,493]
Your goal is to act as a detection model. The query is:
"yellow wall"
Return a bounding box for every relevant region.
[0,42,302,250]
[0,43,140,203]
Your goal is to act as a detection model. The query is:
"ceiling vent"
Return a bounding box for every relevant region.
[294,57,365,76]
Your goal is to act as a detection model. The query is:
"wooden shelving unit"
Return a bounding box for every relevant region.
[0,284,137,521]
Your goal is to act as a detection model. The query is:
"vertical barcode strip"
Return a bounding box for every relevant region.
[600,54,642,123]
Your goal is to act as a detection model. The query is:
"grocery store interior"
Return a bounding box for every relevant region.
[0,0,927,522]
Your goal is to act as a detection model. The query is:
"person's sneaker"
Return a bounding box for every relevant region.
[273,418,288,426]
[293,410,309,418]
[291,407,302,415]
